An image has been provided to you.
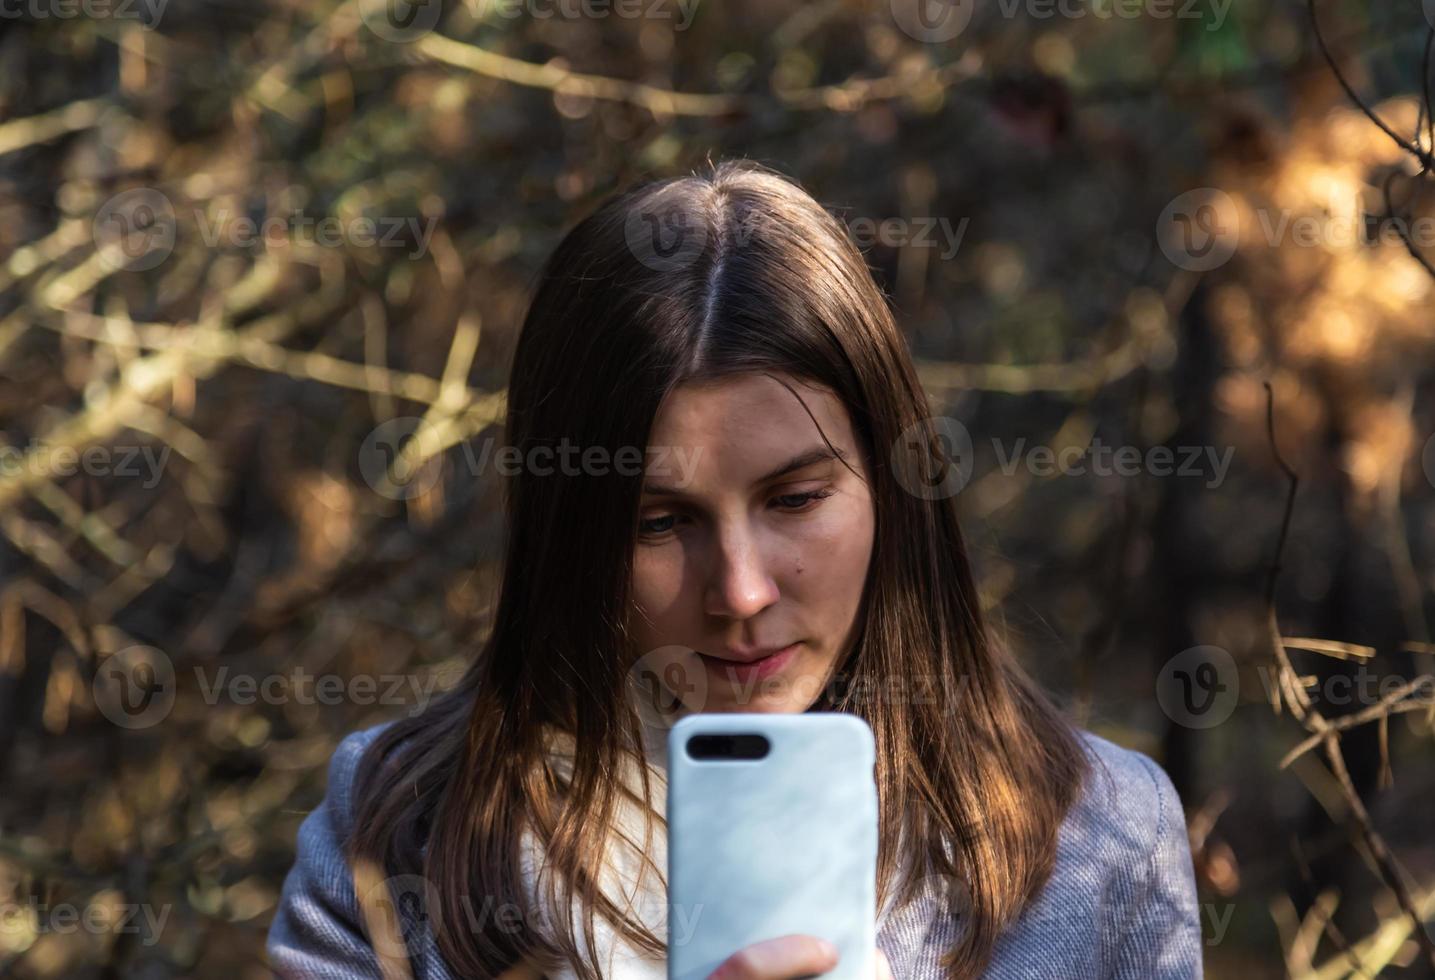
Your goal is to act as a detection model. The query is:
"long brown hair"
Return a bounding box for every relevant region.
[348,159,1090,980]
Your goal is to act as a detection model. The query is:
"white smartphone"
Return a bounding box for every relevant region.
[665,712,878,980]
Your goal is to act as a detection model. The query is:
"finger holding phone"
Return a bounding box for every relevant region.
[706,936,896,980]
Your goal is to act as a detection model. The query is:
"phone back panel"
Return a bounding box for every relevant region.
[666,712,877,980]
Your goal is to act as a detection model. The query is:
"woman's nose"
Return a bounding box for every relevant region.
[703,522,780,620]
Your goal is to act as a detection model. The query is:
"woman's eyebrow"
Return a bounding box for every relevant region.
[641,444,846,496]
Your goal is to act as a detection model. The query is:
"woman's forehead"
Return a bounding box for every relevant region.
[641,377,860,494]
[649,373,846,435]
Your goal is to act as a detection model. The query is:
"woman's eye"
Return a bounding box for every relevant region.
[639,488,835,539]
[639,514,679,535]
[773,487,835,510]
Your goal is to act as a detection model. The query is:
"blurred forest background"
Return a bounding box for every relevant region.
[2,0,1435,976]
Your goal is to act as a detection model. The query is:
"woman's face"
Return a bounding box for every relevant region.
[628,371,876,714]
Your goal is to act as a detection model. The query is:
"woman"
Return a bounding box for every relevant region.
[267,160,1203,979]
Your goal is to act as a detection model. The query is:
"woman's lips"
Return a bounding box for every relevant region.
[696,642,801,684]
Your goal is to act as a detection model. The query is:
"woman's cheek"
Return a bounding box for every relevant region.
[789,492,872,559]
[632,548,688,622]
[794,497,874,607]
